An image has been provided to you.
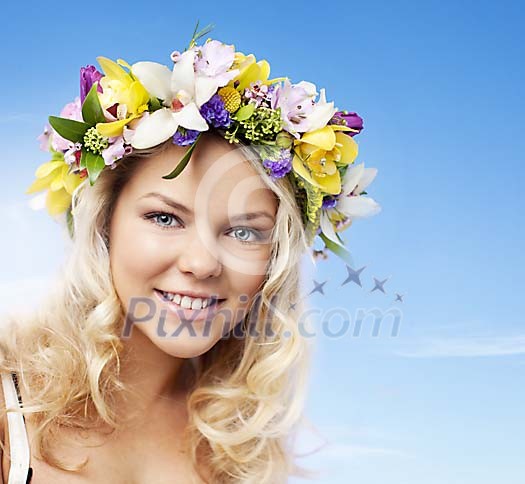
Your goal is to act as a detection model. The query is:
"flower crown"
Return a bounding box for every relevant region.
[27,23,380,263]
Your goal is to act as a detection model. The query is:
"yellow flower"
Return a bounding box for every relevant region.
[218,86,241,112]
[292,125,358,195]
[26,156,84,216]
[229,51,286,92]
[95,57,150,137]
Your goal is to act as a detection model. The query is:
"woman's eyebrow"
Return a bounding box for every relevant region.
[140,191,192,214]
[139,191,275,223]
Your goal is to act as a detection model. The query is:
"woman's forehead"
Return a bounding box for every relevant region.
[125,137,277,212]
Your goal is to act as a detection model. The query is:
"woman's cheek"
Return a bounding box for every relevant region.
[231,270,265,303]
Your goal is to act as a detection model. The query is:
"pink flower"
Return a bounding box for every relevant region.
[59,97,82,120]
[37,125,51,151]
[194,40,236,85]
[273,80,336,137]
[101,136,127,165]
[51,97,83,152]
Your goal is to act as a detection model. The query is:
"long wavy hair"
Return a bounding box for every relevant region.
[0,131,320,483]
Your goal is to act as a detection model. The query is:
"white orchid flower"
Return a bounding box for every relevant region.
[305,87,338,133]
[320,162,381,247]
[275,80,337,138]
[129,45,239,149]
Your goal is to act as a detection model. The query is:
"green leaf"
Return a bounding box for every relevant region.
[66,207,75,239]
[162,134,201,179]
[302,181,324,246]
[148,97,162,111]
[50,151,65,161]
[232,103,255,121]
[81,83,106,125]
[83,150,106,186]
[188,20,215,49]
[79,149,87,169]
[319,232,355,265]
[49,116,91,143]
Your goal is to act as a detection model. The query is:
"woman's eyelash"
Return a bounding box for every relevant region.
[228,227,266,245]
[144,211,182,230]
[143,211,268,244]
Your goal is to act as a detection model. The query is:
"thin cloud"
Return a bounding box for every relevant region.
[0,113,39,123]
[291,418,410,462]
[318,443,411,459]
[394,335,525,358]
[0,196,51,235]
[2,199,30,222]
[0,276,55,324]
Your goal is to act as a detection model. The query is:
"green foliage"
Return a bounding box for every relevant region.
[48,116,90,143]
[162,134,202,179]
[83,127,109,155]
[148,97,163,111]
[302,180,323,246]
[66,206,75,239]
[188,20,215,49]
[232,103,256,121]
[229,106,282,143]
[82,150,106,186]
[81,83,106,125]
[319,232,354,265]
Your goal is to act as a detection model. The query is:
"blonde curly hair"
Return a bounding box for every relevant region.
[0,132,321,483]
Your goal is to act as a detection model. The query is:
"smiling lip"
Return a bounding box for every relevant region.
[153,289,226,321]
[155,288,224,300]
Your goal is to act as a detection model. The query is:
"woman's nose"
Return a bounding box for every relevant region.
[175,226,222,279]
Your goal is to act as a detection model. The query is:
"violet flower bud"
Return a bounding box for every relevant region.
[330,111,364,137]
[80,65,104,104]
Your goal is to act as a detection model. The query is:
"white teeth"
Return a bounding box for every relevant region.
[160,290,217,310]
[181,296,192,309]
[190,298,203,310]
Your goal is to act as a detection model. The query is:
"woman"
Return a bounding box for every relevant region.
[0,26,378,484]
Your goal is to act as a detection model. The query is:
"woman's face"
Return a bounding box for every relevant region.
[108,133,278,358]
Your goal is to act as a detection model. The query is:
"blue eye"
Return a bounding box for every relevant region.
[228,227,261,244]
[144,212,182,230]
[144,212,269,244]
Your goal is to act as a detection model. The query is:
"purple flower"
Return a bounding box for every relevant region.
[273,80,316,136]
[262,148,293,179]
[80,65,103,104]
[37,125,51,151]
[322,195,338,209]
[244,81,273,108]
[194,40,237,85]
[102,136,126,166]
[172,128,200,146]
[52,97,83,152]
[199,94,232,128]
[330,111,364,137]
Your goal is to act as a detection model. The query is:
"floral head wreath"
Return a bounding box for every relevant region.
[27,22,381,263]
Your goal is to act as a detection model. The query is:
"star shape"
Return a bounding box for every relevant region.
[370,277,389,294]
[309,279,328,296]
[341,264,366,287]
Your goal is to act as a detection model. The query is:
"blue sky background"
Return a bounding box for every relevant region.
[1,1,524,482]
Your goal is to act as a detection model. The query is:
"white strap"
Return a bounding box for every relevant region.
[1,372,31,484]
